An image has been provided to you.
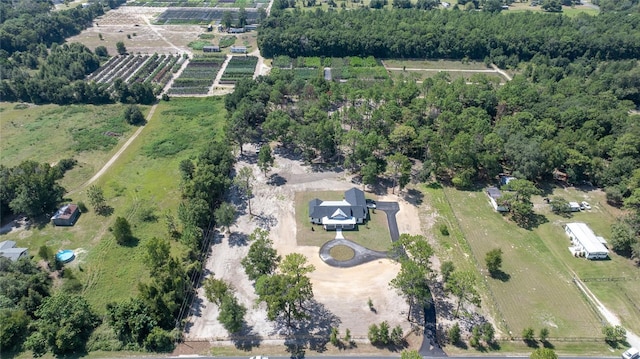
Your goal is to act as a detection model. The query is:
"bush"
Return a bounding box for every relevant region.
[77,201,88,213]
[438,223,449,236]
[390,325,404,346]
[143,328,174,352]
[330,327,340,346]
[448,322,461,344]
[123,105,145,126]
[113,217,133,245]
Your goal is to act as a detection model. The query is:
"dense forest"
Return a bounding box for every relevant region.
[258,8,640,65]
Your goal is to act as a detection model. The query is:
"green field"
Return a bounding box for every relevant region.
[1,98,227,313]
[294,190,391,251]
[383,59,490,70]
[388,70,505,83]
[0,103,143,190]
[441,187,603,339]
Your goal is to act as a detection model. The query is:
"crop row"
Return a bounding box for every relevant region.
[168,55,224,95]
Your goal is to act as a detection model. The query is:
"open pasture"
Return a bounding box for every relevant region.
[530,187,640,334]
[0,103,140,190]
[294,191,391,251]
[442,187,603,338]
[0,98,227,312]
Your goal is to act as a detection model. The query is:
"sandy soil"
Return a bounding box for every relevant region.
[68,7,201,56]
[185,144,423,347]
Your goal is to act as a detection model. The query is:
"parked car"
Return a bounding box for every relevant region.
[366,199,376,209]
[622,347,639,359]
[351,176,362,185]
[581,201,591,210]
[250,356,269,359]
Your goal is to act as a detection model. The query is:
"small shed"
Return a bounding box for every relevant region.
[245,24,259,31]
[0,240,28,262]
[568,202,581,212]
[230,46,247,54]
[228,27,245,34]
[203,45,220,53]
[487,187,509,212]
[51,204,80,226]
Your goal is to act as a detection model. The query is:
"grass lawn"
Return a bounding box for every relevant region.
[0,102,143,190]
[442,187,602,339]
[530,187,640,335]
[329,245,356,261]
[1,97,227,313]
[383,59,490,70]
[294,191,391,251]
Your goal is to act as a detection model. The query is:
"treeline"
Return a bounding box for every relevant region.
[0,0,125,55]
[258,8,640,65]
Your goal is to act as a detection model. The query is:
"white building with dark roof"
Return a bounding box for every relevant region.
[309,188,368,230]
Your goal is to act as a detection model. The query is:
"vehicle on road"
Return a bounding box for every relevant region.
[366,199,376,209]
[622,348,639,359]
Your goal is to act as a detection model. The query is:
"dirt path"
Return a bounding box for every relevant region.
[251,49,272,78]
[74,104,158,192]
[142,14,192,57]
[490,63,512,81]
[573,276,640,349]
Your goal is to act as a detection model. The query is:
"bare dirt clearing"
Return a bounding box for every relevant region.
[185,145,423,354]
[69,6,201,55]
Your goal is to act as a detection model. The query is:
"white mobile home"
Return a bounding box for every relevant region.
[564,222,609,260]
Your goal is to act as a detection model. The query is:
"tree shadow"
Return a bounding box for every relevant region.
[254,212,278,231]
[188,295,204,319]
[524,339,539,348]
[542,340,554,349]
[267,173,287,186]
[403,188,423,205]
[274,300,341,354]
[121,236,140,247]
[230,324,262,351]
[228,232,249,247]
[489,269,511,282]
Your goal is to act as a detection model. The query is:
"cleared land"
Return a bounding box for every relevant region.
[442,187,603,339]
[294,190,391,251]
[0,103,143,190]
[1,98,227,312]
[382,59,510,83]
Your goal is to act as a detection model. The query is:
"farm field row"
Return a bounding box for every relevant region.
[169,54,226,95]
[130,0,268,7]
[273,55,389,81]
[88,53,184,95]
[219,55,258,84]
[155,7,262,24]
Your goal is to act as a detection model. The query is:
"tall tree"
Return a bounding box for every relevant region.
[446,270,481,318]
[112,217,133,245]
[143,237,170,276]
[235,166,255,216]
[386,153,411,194]
[390,259,431,321]
[258,145,275,176]
[203,277,231,305]
[241,228,281,281]
[530,348,558,359]
[280,253,315,309]
[87,185,107,215]
[218,294,246,333]
[116,41,127,55]
[214,202,236,233]
[106,297,156,346]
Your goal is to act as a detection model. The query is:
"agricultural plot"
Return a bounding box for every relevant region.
[442,188,603,339]
[88,53,183,94]
[155,8,261,24]
[273,56,389,81]
[129,0,268,6]
[169,54,226,94]
[219,55,257,84]
[383,59,509,83]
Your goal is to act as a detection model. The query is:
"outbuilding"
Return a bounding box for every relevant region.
[0,240,28,261]
[564,222,609,260]
[230,46,247,54]
[203,45,220,52]
[51,204,81,226]
[486,186,509,212]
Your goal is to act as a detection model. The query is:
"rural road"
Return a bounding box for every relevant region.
[490,63,512,81]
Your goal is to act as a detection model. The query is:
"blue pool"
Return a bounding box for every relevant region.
[56,250,75,263]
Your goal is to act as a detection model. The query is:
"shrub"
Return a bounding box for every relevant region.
[77,201,88,213]
[368,323,380,344]
[330,327,340,346]
[448,322,461,344]
[438,223,449,236]
[390,325,404,346]
[143,328,174,352]
[539,327,549,342]
[113,217,133,245]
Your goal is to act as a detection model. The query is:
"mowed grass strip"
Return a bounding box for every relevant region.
[383,59,490,70]
[443,187,602,338]
[294,191,392,251]
[0,103,143,190]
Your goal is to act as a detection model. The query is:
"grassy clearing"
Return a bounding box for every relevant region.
[0,103,142,190]
[530,187,640,334]
[294,191,391,251]
[505,2,599,16]
[329,245,356,261]
[383,59,490,70]
[2,98,227,313]
[442,187,602,338]
[388,69,505,83]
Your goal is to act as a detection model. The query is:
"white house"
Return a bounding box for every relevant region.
[564,222,609,260]
[486,187,509,212]
[0,240,28,261]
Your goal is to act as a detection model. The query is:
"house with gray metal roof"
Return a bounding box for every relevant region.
[309,188,368,230]
[0,240,28,261]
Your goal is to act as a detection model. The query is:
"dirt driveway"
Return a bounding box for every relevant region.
[185,145,423,349]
